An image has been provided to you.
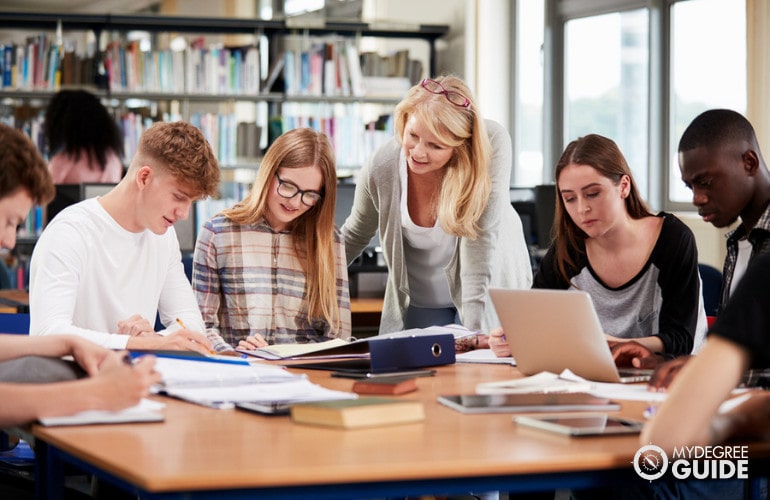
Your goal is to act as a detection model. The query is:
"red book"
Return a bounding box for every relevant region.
[352,376,418,396]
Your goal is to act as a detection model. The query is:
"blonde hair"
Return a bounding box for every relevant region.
[222,128,342,333]
[132,121,220,198]
[394,75,491,238]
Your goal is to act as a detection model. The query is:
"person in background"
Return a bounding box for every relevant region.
[193,128,351,351]
[342,75,532,345]
[0,123,159,428]
[44,89,125,184]
[29,121,220,354]
[611,109,770,389]
[489,134,704,361]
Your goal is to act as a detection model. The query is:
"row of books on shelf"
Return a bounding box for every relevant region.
[105,39,262,95]
[1,33,420,98]
[7,104,390,181]
[276,36,417,98]
[0,33,74,91]
[268,106,394,169]
[13,108,262,167]
[1,255,29,291]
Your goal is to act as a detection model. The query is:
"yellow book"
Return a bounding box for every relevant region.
[290,397,425,429]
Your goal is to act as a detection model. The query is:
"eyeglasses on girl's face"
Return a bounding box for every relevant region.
[275,173,323,207]
[420,78,471,108]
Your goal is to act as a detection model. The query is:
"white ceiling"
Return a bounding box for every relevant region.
[1,0,160,14]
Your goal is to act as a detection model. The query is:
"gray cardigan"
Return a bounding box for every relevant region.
[342,119,533,333]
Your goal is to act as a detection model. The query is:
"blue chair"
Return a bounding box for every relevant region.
[698,263,723,318]
[0,313,30,335]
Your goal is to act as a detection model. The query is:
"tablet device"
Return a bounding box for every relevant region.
[514,414,644,436]
[437,392,620,414]
[331,369,436,380]
[235,402,291,416]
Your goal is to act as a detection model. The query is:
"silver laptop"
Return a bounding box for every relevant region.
[489,288,651,383]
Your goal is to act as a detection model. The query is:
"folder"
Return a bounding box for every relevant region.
[243,333,456,374]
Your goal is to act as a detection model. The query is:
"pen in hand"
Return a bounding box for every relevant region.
[176,317,217,355]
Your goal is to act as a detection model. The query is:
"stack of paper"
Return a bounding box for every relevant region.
[151,355,355,409]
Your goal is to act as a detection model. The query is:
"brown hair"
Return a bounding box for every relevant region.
[0,123,55,205]
[222,128,342,333]
[394,75,491,238]
[132,121,220,197]
[552,134,651,283]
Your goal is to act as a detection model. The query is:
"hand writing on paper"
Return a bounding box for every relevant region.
[609,340,664,369]
[488,327,511,358]
[238,334,268,350]
[86,353,161,411]
[117,314,155,337]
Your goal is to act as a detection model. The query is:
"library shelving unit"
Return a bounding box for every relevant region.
[0,11,448,169]
[1,12,446,290]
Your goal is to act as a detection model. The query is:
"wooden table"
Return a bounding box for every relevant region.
[0,289,29,313]
[30,363,770,499]
[349,297,383,333]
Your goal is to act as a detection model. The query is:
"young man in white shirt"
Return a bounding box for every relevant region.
[29,121,220,354]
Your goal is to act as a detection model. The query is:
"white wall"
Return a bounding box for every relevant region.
[363,0,511,130]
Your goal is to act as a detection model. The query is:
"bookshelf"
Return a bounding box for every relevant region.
[0,12,447,166]
[0,12,447,290]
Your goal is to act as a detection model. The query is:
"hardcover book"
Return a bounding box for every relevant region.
[290,397,425,429]
[352,376,418,396]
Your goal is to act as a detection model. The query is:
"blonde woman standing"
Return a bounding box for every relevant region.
[342,75,532,337]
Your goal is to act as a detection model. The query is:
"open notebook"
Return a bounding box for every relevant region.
[489,288,651,383]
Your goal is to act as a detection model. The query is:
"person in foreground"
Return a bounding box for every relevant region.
[29,121,220,354]
[342,75,532,342]
[489,134,704,361]
[641,250,770,452]
[614,109,770,389]
[193,128,351,351]
[0,334,159,427]
[0,123,158,428]
[44,89,125,184]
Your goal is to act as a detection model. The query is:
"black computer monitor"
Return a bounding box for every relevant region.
[46,184,81,224]
[534,184,556,249]
[335,182,379,248]
[46,182,195,252]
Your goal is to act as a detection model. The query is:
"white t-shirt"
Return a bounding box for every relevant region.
[399,159,457,308]
[29,198,204,349]
[730,237,753,297]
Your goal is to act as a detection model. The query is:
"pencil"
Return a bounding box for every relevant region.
[176,317,217,355]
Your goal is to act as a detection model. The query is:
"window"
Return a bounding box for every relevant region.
[532,0,747,209]
[668,0,746,204]
[513,0,545,186]
[564,8,649,197]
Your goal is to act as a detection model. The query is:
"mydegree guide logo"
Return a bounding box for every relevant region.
[633,444,750,481]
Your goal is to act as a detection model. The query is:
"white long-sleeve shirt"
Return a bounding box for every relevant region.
[29,198,204,349]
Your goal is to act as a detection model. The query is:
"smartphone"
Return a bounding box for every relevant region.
[513,414,644,436]
[331,369,437,380]
[235,402,291,416]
